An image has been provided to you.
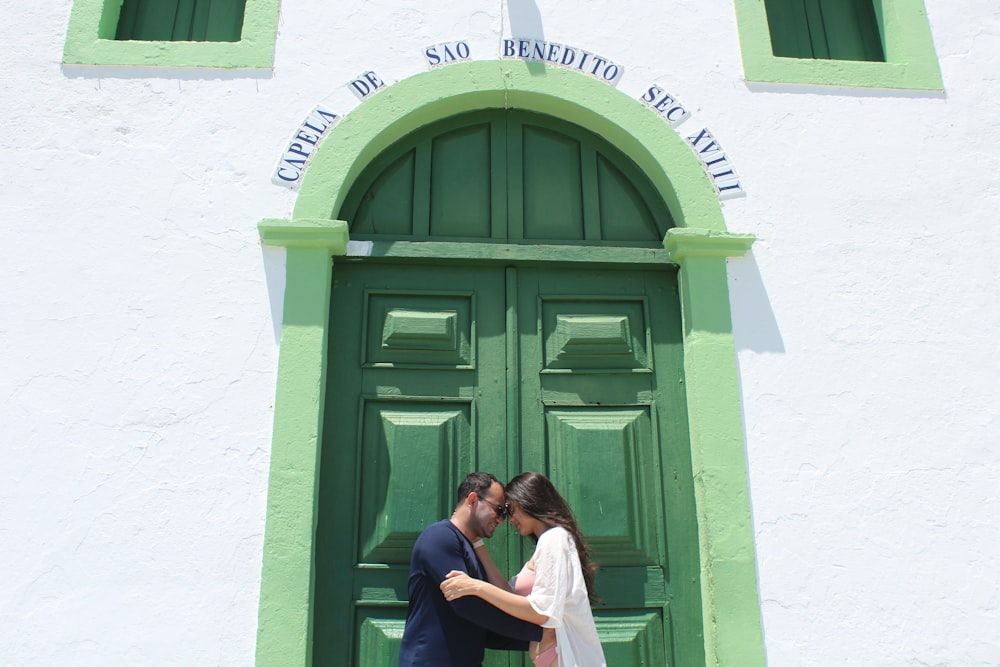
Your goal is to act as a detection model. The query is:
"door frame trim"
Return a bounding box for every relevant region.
[256,61,765,667]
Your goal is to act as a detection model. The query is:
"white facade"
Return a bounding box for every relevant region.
[2,1,998,665]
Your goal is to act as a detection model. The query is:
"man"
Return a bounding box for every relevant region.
[398,472,542,666]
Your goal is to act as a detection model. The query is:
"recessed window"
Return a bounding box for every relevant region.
[764,0,884,62]
[63,0,278,69]
[115,0,248,42]
[733,0,943,91]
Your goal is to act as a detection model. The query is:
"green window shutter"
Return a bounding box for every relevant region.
[115,0,247,42]
[764,0,885,62]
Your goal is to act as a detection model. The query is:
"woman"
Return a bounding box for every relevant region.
[441,472,606,667]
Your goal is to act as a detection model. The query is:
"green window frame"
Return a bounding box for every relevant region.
[734,0,943,90]
[63,0,279,69]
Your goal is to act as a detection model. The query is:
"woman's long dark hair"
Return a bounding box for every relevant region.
[505,471,599,604]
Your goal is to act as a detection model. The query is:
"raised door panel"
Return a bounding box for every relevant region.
[541,298,650,372]
[356,614,406,667]
[546,407,659,566]
[357,400,472,564]
[363,290,475,368]
[597,611,668,666]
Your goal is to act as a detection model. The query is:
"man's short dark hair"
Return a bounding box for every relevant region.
[456,472,500,504]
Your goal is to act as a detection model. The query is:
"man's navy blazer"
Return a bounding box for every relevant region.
[398,520,542,666]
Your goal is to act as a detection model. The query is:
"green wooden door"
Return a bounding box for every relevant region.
[515,266,699,666]
[313,261,699,666]
[312,109,702,666]
[313,262,508,666]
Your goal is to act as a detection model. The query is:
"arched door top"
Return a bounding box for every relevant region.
[341,109,675,245]
[293,60,728,235]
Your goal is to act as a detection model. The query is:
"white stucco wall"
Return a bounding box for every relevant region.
[2,1,997,665]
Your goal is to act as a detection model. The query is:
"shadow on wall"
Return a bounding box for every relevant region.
[729,251,784,353]
[507,0,544,40]
[507,0,546,76]
[261,245,285,344]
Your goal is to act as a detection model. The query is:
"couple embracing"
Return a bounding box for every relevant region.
[398,472,607,667]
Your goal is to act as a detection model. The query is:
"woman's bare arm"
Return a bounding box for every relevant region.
[441,571,549,625]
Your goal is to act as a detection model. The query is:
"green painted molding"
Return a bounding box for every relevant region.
[62,0,280,68]
[255,219,348,666]
[733,0,944,91]
[667,229,764,666]
[684,337,766,667]
[255,246,336,667]
[258,218,350,252]
[294,60,726,232]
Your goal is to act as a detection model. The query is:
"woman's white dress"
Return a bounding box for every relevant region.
[512,526,606,667]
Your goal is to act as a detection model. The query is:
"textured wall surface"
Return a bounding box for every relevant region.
[2,1,998,665]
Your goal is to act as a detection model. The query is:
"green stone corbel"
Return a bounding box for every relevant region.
[666,227,756,263]
[258,218,350,252]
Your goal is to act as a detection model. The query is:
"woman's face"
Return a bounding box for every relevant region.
[506,499,545,538]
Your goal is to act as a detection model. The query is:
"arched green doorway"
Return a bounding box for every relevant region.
[256,61,764,667]
[312,109,701,665]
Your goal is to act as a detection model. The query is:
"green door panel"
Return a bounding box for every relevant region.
[357,400,473,564]
[517,123,585,241]
[350,150,417,236]
[544,407,660,565]
[596,155,662,242]
[429,122,494,238]
[598,610,668,665]
[356,613,406,667]
[339,110,673,245]
[314,263,701,666]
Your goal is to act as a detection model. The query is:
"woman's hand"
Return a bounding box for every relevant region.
[440,570,550,625]
[440,570,481,601]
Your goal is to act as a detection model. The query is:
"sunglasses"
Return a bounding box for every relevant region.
[479,497,508,519]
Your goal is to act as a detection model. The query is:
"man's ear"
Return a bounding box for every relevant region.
[465,492,479,507]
